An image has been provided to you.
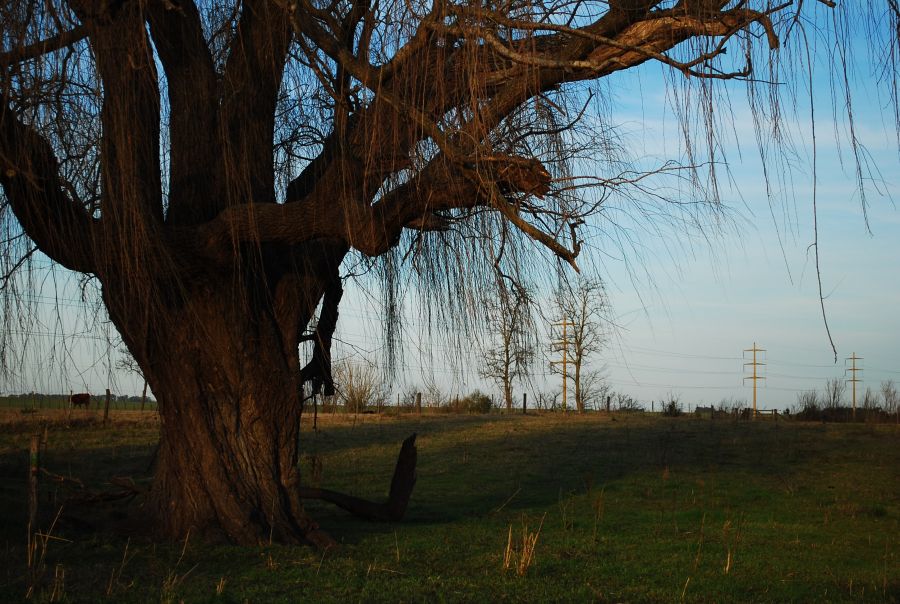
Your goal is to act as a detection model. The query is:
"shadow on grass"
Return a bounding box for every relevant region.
[298,413,893,545]
[0,412,895,548]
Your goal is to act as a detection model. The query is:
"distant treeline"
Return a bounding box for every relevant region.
[0,393,156,410]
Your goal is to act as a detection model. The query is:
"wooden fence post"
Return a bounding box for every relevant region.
[313,393,319,431]
[140,381,147,412]
[27,433,40,569]
[415,392,422,415]
[103,389,111,424]
[523,392,527,415]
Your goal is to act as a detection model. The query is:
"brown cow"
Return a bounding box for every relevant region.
[70,392,91,408]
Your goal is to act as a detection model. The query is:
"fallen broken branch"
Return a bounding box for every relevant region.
[299,433,417,521]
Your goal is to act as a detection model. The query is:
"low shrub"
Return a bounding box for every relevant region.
[795,404,895,423]
[445,391,493,414]
[661,400,682,417]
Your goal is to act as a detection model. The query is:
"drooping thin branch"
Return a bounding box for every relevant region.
[0,245,38,289]
[800,26,838,362]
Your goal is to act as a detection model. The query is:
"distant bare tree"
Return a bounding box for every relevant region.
[333,360,386,413]
[479,285,535,411]
[718,397,748,413]
[552,278,608,413]
[536,390,559,411]
[423,377,448,409]
[398,384,420,411]
[115,346,148,411]
[582,380,617,409]
[581,369,609,410]
[861,387,879,411]
[824,378,846,409]
[615,392,641,412]
[662,393,683,417]
[796,390,820,412]
[881,381,899,422]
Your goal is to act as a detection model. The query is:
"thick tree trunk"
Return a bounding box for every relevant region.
[107,278,333,546]
[106,269,416,545]
[148,374,316,545]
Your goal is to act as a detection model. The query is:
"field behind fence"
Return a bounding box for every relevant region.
[0,411,897,602]
[0,394,156,412]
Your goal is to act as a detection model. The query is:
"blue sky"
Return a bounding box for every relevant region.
[573,53,900,407]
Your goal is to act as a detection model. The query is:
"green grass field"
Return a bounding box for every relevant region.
[0,410,897,602]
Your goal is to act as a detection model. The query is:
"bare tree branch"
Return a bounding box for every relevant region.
[0,24,88,67]
[0,106,97,273]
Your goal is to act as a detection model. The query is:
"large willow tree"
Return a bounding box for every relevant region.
[1,1,897,545]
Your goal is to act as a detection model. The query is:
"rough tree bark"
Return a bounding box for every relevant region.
[102,264,329,543]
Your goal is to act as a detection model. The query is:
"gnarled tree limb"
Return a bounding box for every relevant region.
[219,0,292,205]
[196,153,556,260]
[147,0,222,225]
[79,0,164,229]
[299,256,343,396]
[0,106,97,274]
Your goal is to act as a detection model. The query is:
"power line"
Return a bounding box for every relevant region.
[603,361,739,376]
[7,295,898,401]
[766,371,841,380]
[621,344,742,361]
[765,358,842,369]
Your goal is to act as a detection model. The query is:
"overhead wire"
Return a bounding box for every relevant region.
[6,287,898,397]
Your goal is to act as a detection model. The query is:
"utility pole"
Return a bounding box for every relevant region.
[550,318,570,412]
[743,342,765,419]
[846,353,863,421]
